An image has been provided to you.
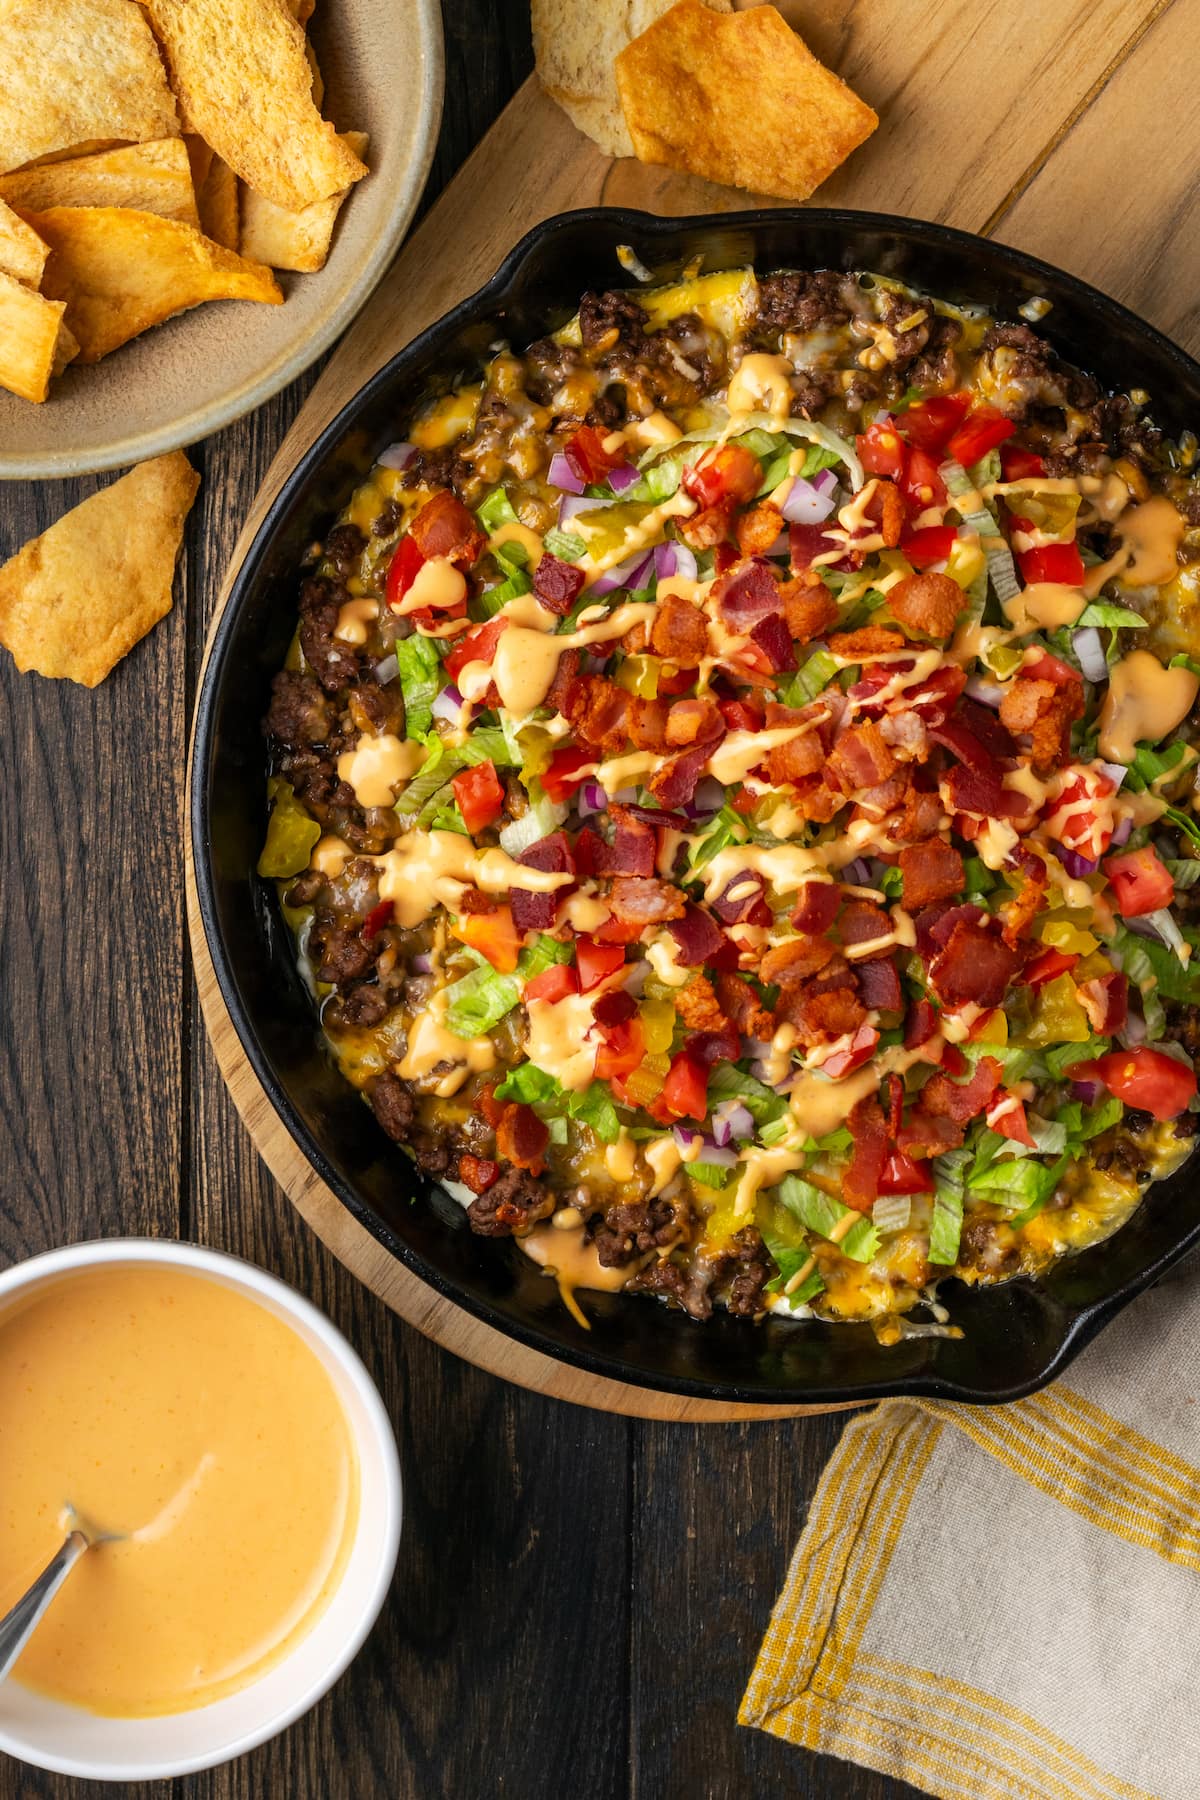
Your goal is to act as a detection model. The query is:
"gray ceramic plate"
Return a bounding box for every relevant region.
[0,0,444,482]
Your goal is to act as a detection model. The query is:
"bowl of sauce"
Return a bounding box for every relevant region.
[0,1239,401,1779]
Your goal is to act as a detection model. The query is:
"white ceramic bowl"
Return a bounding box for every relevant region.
[0,1238,402,1780]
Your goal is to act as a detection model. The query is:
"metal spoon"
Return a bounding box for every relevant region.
[0,1514,119,1686]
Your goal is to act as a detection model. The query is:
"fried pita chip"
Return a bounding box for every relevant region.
[0,141,200,231]
[52,318,81,377]
[615,1,877,199]
[533,0,731,159]
[0,0,180,176]
[0,452,200,686]
[20,205,282,363]
[0,272,67,402]
[0,200,49,288]
[239,131,367,273]
[305,37,325,110]
[195,154,239,251]
[144,0,368,211]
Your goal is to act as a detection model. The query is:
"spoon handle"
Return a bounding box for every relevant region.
[0,1531,90,1685]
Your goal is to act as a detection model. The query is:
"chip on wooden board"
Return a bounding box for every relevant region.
[21,206,282,364]
[532,0,731,160]
[615,1,878,199]
[0,273,70,404]
[0,453,200,686]
[0,141,200,231]
[0,0,180,176]
[240,132,368,273]
[144,0,368,212]
[0,201,49,289]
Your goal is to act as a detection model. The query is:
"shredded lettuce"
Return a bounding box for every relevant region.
[707,1063,787,1127]
[442,963,521,1038]
[518,934,574,979]
[687,803,744,874]
[1116,925,1200,1006]
[1075,601,1146,629]
[494,1063,561,1105]
[763,1231,825,1308]
[476,544,532,615]
[1167,858,1200,889]
[776,1174,879,1262]
[476,486,518,533]
[566,1083,621,1144]
[542,527,587,562]
[927,1184,964,1265]
[1042,1035,1110,1080]
[872,1192,912,1236]
[970,1154,1066,1222]
[395,735,464,825]
[781,646,839,706]
[689,1159,736,1189]
[395,634,443,736]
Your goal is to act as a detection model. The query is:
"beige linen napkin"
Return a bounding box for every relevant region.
[740,1255,1200,1800]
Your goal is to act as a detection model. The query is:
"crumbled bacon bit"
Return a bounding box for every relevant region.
[736,501,785,558]
[408,489,485,567]
[919,1056,1004,1124]
[760,934,836,985]
[887,570,965,639]
[675,973,727,1030]
[827,720,897,793]
[828,627,905,658]
[780,579,839,643]
[609,876,687,925]
[899,838,965,908]
[999,675,1085,774]
[715,972,775,1041]
[665,696,723,747]
[651,589,710,662]
[845,1097,888,1209]
[495,1103,550,1175]
[928,922,1023,1008]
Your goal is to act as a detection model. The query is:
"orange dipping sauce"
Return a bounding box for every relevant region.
[0,1264,359,1717]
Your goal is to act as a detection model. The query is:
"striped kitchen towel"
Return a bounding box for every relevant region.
[740,1254,1200,1800]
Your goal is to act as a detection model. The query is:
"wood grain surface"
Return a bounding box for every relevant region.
[3,0,1200,1794]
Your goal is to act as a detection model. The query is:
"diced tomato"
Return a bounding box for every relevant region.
[1018,540,1085,587]
[564,424,625,485]
[730,788,758,816]
[445,615,507,681]
[901,524,957,568]
[591,913,646,945]
[856,421,906,479]
[897,391,971,453]
[658,664,699,696]
[941,1043,968,1077]
[594,1016,645,1085]
[1022,947,1080,987]
[385,535,425,610]
[946,403,1015,468]
[821,1024,879,1079]
[541,746,594,804]
[1047,767,1118,859]
[683,444,762,510]
[576,937,625,993]
[524,963,580,1003]
[1075,1046,1198,1121]
[1000,443,1047,481]
[456,904,521,973]
[658,1049,709,1122]
[897,446,947,513]
[877,1150,935,1196]
[719,698,763,733]
[451,759,505,834]
[361,899,394,941]
[986,1093,1037,1148]
[1102,846,1175,918]
[1023,649,1083,686]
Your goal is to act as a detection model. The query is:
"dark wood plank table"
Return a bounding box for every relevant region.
[0,5,917,1795]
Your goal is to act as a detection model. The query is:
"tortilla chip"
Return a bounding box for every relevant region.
[144,0,368,211]
[20,205,282,363]
[51,318,81,376]
[196,155,239,251]
[0,0,180,176]
[305,36,325,110]
[0,141,200,231]
[0,452,200,686]
[0,272,66,402]
[0,200,49,287]
[286,0,316,21]
[615,2,877,199]
[533,0,731,159]
[239,131,367,273]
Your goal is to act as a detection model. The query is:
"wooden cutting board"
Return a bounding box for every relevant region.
[187,0,1200,1421]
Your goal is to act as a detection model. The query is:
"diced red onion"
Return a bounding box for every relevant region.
[672,543,698,582]
[549,452,585,495]
[712,1098,755,1146]
[623,959,649,999]
[591,551,653,596]
[689,776,726,818]
[696,1143,738,1168]
[410,952,434,973]
[373,652,399,685]
[964,675,1004,709]
[612,785,638,805]
[1070,1077,1104,1103]
[1142,907,1186,955]
[1097,761,1127,790]
[812,468,839,495]
[673,1124,704,1151]
[559,493,608,523]
[654,541,677,580]
[844,857,873,885]
[1110,817,1134,847]
[1122,1007,1148,1045]
[780,476,837,525]
[872,409,892,426]
[578,780,607,816]
[1056,845,1099,879]
[607,463,640,493]
[431,684,465,726]
[1072,627,1107,684]
[378,441,416,470]
[766,532,791,559]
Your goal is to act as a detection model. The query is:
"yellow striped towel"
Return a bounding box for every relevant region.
[740,1253,1200,1800]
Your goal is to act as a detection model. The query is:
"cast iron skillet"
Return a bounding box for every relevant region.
[193,208,1200,1406]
